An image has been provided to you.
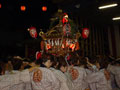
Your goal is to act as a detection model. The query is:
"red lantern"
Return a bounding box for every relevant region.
[82,28,90,39]
[42,6,47,11]
[28,27,37,38]
[0,3,2,8]
[21,6,26,11]
[36,51,42,60]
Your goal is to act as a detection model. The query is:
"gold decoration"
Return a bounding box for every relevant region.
[39,13,81,55]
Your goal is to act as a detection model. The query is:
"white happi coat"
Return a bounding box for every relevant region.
[85,69,97,90]
[0,69,30,90]
[72,67,88,90]
[50,68,71,90]
[107,64,120,89]
[64,71,74,90]
[85,69,112,90]
[30,67,60,90]
[100,69,112,90]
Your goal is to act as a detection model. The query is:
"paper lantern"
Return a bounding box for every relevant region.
[0,4,2,8]
[36,51,42,60]
[42,6,47,11]
[82,28,90,39]
[21,6,26,11]
[28,27,37,38]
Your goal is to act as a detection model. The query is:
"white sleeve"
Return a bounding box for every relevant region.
[47,70,61,90]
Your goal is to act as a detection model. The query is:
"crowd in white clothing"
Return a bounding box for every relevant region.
[0,52,120,90]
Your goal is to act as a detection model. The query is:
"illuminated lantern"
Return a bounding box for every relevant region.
[0,3,2,8]
[36,51,42,60]
[21,5,26,11]
[82,28,90,39]
[42,6,47,11]
[28,27,37,38]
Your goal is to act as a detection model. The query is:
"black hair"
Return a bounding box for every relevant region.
[12,58,23,70]
[24,65,32,69]
[57,56,67,70]
[68,52,78,65]
[23,58,30,62]
[113,59,120,65]
[0,66,2,75]
[0,61,5,75]
[107,55,116,65]
[29,57,36,63]
[70,55,79,66]
[94,56,109,69]
[40,53,53,67]
[35,59,41,66]
[88,57,97,65]
[80,57,88,68]
[51,56,59,68]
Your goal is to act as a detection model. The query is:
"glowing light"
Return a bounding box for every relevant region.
[20,6,26,11]
[98,3,118,9]
[112,17,120,20]
[42,6,47,11]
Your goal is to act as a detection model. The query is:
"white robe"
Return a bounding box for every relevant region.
[100,69,112,90]
[50,68,71,90]
[85,69,97,90]
[72,67,88,90]
[64,71,74,90]
[30,67,60,90]
[0,69,30,90]
[107,64,120,89]
[85,69,112,90]
[0,67,60,90]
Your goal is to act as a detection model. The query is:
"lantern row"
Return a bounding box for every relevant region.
[0,3,47,12]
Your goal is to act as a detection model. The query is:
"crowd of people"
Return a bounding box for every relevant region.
[0,52,120,90]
